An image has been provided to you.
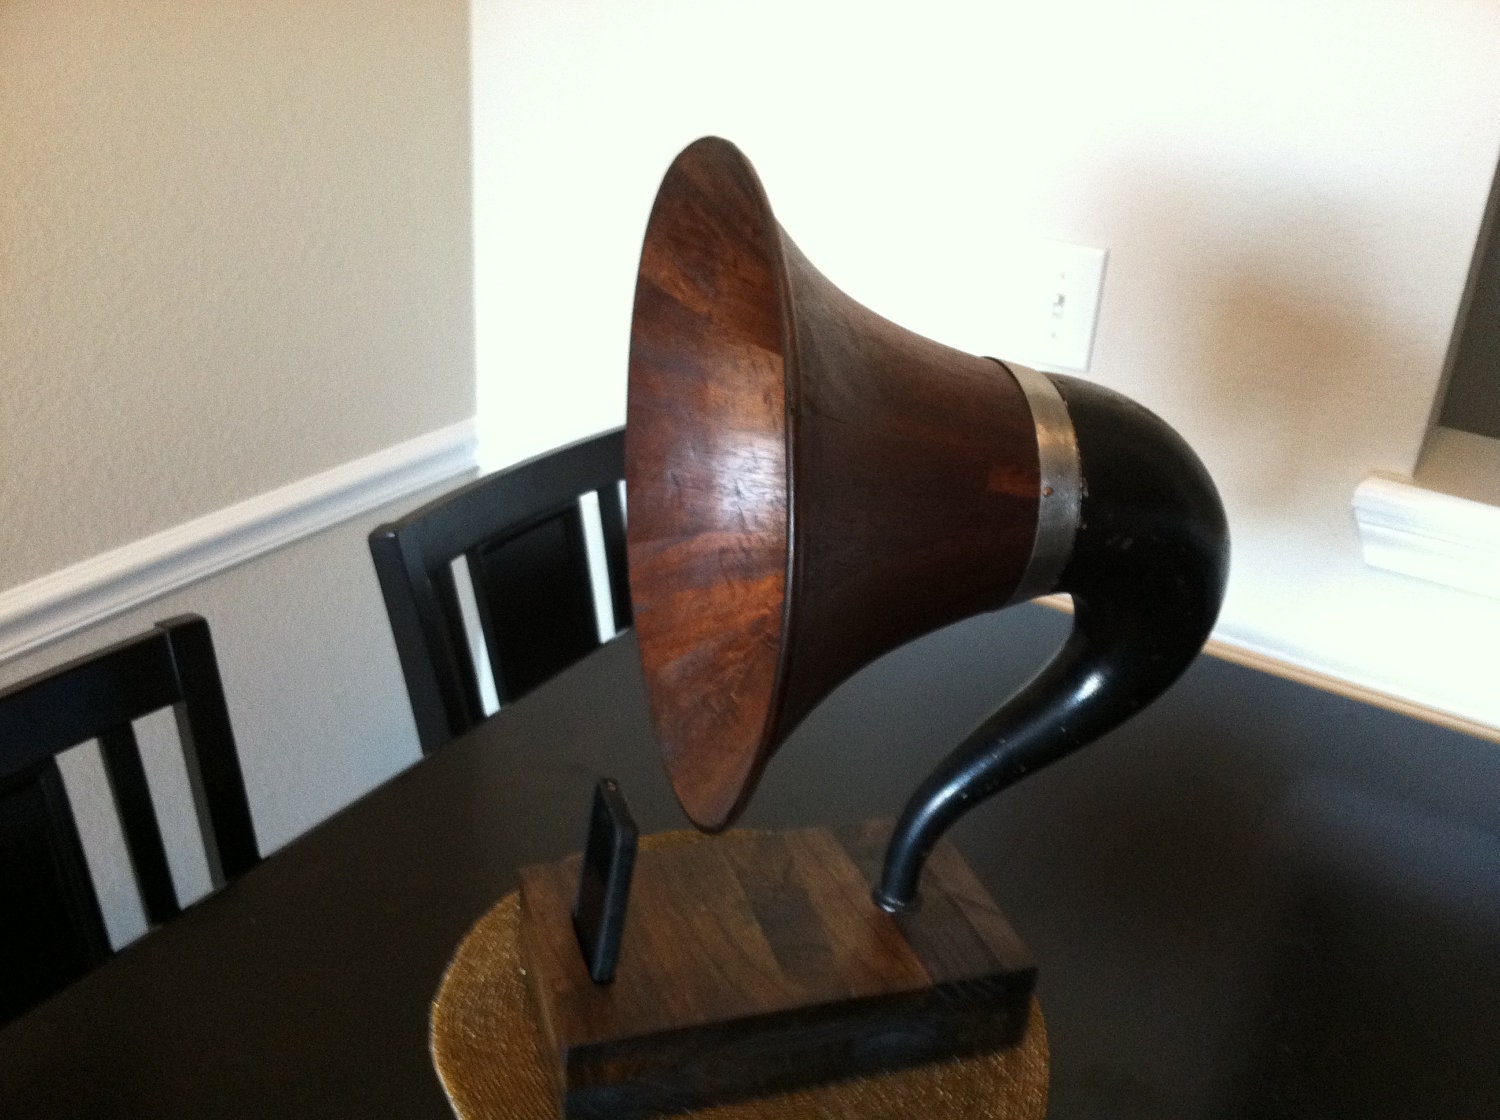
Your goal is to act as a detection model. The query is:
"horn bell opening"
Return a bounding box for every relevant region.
[625,137,794,832]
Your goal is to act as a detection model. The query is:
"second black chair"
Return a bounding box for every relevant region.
[369,428,631,754]
[0,614,258,1025]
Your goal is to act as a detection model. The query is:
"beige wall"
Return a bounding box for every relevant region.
[1,1,474,942]
[0,0,473,587]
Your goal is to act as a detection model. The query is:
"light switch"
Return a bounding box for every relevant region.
[996,240,1107,373]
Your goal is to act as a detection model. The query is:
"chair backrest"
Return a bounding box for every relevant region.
[0,614,258,1024]
[369,428,631,755]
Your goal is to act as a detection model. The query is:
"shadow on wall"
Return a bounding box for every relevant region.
[1196,258,1427,516]
[1088,161,1434,525]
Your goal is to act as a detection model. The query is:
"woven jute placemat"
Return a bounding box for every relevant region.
[431,835,1048,1120]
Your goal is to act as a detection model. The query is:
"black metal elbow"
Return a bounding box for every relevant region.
[874,374,1230,912]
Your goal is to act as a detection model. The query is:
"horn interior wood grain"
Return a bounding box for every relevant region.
[625,140,791,832]
[626,138,1041,831]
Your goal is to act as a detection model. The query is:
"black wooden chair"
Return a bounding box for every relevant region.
[369,427,631,755]
[0,614,259,1025]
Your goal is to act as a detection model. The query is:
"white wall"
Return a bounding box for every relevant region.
[473,0,1500,735]
[2,1,474,942]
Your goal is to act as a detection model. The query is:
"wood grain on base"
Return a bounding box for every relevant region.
[518,822,1036,1119]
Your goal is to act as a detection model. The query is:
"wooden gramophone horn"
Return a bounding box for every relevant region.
[625,137,1229,912]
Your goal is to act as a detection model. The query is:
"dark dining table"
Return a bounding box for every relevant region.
[1,628,964,1119]
[4,608,1495,1119]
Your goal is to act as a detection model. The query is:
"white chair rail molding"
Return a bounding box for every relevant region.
[1354,474,1500,603]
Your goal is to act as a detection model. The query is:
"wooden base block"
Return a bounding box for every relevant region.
[518,820,1036,1119]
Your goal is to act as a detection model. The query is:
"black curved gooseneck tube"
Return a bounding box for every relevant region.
[874,374,1231,913]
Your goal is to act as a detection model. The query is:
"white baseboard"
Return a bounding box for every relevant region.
[0,420,477,665]
[1033,593,1500,746]
[1201,630,1500,746]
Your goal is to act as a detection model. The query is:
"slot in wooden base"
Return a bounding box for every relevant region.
[518,820,1036,1119]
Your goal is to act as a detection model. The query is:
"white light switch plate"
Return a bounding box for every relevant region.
[995,240,1107,373]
